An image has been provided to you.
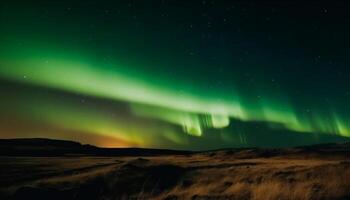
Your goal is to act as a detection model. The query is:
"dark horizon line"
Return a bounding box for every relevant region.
[1,137,349,152]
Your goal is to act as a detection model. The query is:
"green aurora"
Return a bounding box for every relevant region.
[0,1,349,149]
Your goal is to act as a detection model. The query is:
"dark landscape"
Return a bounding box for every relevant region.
[1,138,350,200]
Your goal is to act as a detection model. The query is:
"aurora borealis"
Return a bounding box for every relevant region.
[1,1,350,150]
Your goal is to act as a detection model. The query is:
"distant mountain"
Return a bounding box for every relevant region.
[0,138,191,156]
[1,138,349,158]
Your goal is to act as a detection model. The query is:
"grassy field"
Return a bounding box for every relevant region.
[1,148,350,200]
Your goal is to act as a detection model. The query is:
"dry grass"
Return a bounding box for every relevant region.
[1,153,350,200]
[156,157,350,200]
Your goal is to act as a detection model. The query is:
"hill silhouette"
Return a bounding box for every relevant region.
[0,138,191,156]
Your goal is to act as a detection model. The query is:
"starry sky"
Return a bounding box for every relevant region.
[0,1,350,150]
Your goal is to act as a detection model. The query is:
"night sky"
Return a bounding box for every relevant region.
[1,1,350,150]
